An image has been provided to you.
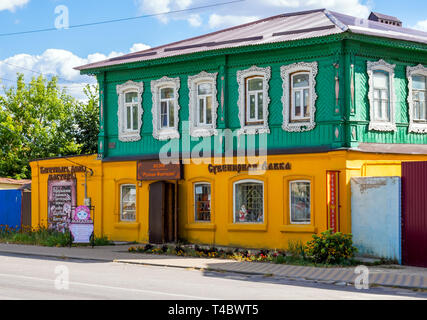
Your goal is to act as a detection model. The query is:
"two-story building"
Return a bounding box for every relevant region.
[30,9,427,262]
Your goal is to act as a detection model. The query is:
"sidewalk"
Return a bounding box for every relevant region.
[0,243,426,290]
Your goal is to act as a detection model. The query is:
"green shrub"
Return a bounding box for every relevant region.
[304,229,357,264]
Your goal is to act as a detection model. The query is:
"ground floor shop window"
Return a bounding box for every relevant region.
[194,183,211,222]
[120,184,136,221]
[289,180,311,224]
[234,180,264,223]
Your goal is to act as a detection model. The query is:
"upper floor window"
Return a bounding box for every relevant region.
[291,72,310,121]
[367,59,396,132]
[151,76,180,140]
[188,71,218,137]
[116,81,143,142]
[237,66,271,135]
[233,180,264,223]
[281,62,318,132]
[407,64,427,133]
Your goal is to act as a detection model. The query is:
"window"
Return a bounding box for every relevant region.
[234,180,264,223]
[116,81,144,142]
[407,64,427,133]
[188,71,218,137]
[120,184,136,221]
[291,72,310,121]
[411,75,427,122]
[289,181,311,224]
[281,62,318,132]
[237,66,271,135]
[160,87,175,128]
[372,71,390,122]
[125,92,139,131]
[151,76,180,140]
[367,59,396,132]
[194,183,211,222]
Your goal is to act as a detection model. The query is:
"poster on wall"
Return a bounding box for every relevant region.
[47,179,76,233]
[69,206,94,244]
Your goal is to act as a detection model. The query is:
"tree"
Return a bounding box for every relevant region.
[0,74,99,179]
[72,84,99,155]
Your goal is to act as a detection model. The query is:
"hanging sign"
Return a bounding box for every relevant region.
[327,171,340,233]
[69,205,94,244]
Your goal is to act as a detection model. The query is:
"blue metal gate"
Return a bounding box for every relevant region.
[0,189,22,229]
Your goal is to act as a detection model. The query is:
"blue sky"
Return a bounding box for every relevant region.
[0,0,426,99]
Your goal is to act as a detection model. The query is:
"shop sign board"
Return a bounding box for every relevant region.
[327,171,340,232]
[47,179,76,233]
[137,160,182,181]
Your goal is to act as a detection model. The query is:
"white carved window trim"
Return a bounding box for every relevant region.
[281,62,318,132]
[116,80,144,142]
[236,66,271,135]
[407,64,427,133]
[188,71,218,137]
[367,59,397,132]
[151,76,180,140]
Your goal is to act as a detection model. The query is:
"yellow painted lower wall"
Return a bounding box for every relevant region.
[30,151,427,250]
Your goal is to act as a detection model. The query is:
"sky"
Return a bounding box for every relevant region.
[0,0,426,100]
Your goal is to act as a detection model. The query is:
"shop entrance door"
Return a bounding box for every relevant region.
[148,181,177,244]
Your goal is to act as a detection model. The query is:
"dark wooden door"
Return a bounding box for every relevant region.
[402,162,427,267]
[149,181,165,244]
[21,191,32,227]
[148,181,176,244]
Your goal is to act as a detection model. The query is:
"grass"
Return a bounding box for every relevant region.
[0,225,113,247]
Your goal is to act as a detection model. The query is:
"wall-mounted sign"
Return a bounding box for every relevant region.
[47,179,76,233]
[70,205,94,244]
[137,160,182,181]
[327,171,340,233]
[208,162,291,175]
[41,166,86,181]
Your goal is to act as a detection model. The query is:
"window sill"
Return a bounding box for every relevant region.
[154,129,180,141]
[227,223,267,232]
[185,223,216,231]
[279,225,317,233]
[114,222,140,230]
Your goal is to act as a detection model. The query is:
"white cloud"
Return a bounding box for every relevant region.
[129,43,152,53]
[0,43,151,100]
[208,14,259,29]
[0,0,29,12]
[136,0,199,27]
[413,20,427,32]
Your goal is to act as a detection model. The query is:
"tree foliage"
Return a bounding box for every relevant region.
[0,74,99,179]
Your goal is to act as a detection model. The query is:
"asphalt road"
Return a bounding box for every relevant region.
[0,253,425,300]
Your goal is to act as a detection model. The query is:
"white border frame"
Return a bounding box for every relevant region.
[367,59,397,132]
[289,180,311,225]
[233,179,264,224]
[188,71,219,137]
[281,62,318,132]
[236,65,271,135]
[116,80,144,142]
[151,76,181,140]
[120,184,137,222]
[407,64,427,133]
